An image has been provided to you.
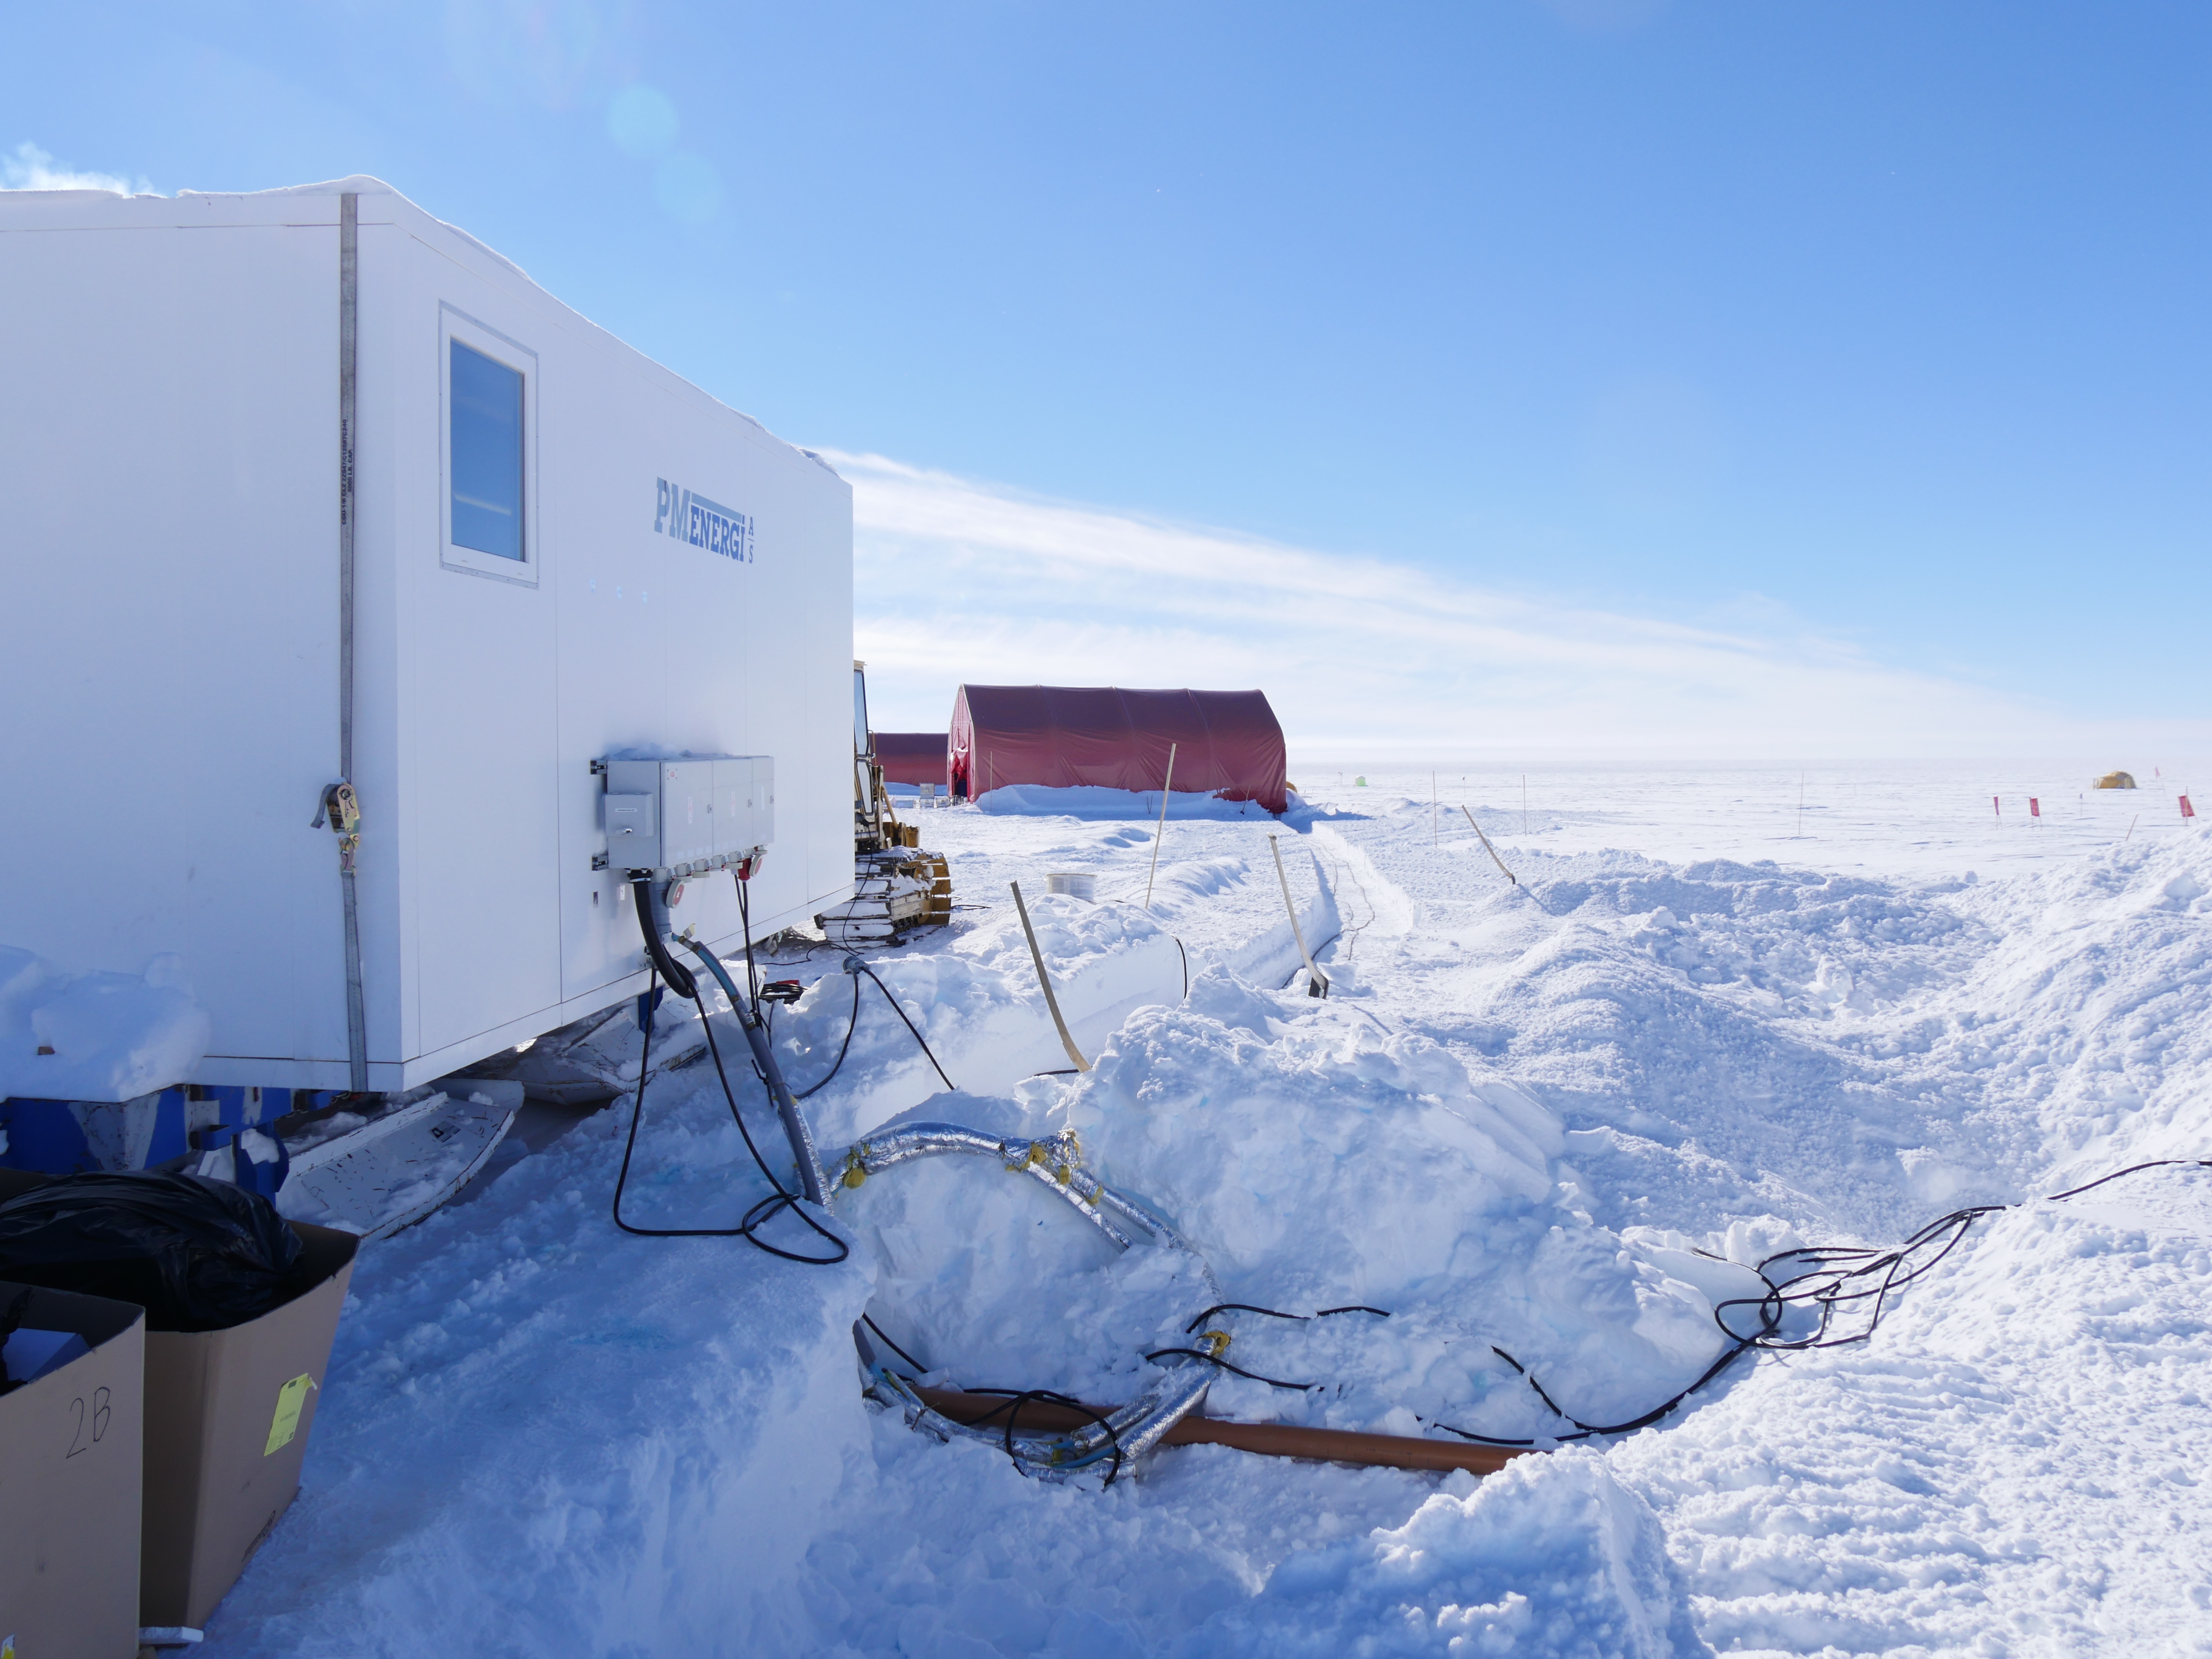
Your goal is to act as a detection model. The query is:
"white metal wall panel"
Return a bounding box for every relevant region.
[0,218,348,1072]
[0,179,854,1093]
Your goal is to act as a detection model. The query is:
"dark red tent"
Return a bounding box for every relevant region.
[948,685,1288,813]
[873,732,949,787]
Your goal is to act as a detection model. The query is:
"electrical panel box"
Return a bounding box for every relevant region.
[601,756,774,877]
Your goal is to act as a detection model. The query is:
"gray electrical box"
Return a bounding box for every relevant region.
[601,756,775,877]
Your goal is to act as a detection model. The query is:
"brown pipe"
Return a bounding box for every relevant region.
[916,1387,1528,1477]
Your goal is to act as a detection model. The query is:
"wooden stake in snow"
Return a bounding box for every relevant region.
[1269,835,1329,998]
[1143,742,1178,912]
[1461,805,1517,885]
[1010,880,1090,1072]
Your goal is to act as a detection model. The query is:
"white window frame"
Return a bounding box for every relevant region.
[439,303,540,587]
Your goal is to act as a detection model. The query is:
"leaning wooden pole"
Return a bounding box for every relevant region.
[1269,834,1329,998]
[1460,805,1518,886]
[1010,880,1091,1072]
[1143,741,1178,911]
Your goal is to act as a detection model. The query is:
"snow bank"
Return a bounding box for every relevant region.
[1612,1165,2212,1655]
[781,892,1186,1145]
[204,1080,876,1657]
[0,946,209,1101]
[187,777,2212,1656]
[973,783,1291,821]
[1183,1449,1706,1659]
[838,964,1762,1443]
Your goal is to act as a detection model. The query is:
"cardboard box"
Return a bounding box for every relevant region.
[0,1280,146,1659]
[0,1171,360,1632]
[140,1220,359,1629]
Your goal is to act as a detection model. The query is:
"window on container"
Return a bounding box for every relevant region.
[449,340,525,561]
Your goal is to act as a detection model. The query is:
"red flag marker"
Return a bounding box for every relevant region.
[2030,797,2041,819]
[1993,795,2001,818]
[2182,795,2196,820]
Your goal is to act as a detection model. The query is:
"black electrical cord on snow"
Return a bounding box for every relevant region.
[1144,1302,1394,1393]
[1141,1347,1317,1392]
[861,1311,928,1376]
[847,959,958,1093]
[1479,1155,2212,1444]
[770,955,955,1102]
[792,969,865,1101]
[959,1387,1127,1487]
[609,878,847,1265]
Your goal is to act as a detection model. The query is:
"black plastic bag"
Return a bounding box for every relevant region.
[0,1170,305,1333]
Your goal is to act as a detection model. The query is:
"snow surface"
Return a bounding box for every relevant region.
[0,946,209,1103]
[201,763,2212,1656]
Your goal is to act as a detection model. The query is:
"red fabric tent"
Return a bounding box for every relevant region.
[873,732,949,787]
[948,685,1288,813]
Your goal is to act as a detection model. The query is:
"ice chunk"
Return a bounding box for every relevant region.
[0,947,210,1102]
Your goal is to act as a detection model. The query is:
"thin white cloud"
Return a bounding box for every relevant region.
[829,449,2186,759]
[1,142,155,194]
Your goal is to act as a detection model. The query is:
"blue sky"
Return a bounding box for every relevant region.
[5,2,2207,754]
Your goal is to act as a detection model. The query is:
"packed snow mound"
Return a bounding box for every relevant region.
[1183,1448,1706,1659]
[0,947,210,1101]
[973,783,1291,820]
[1611,1164,2212,1655]
[840,972,1767,1443]
[779,892,1184,1144]
[1420,829,2212,1241]
[178,772,2212,1655]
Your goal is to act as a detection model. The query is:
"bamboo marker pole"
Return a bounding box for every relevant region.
[1143,742,1178,911]
[1461,805,1517,885]
[1010,880,1090,1072]
[1270,835,1329,998]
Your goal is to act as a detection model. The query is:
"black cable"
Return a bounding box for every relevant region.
[793,970,866,1100]
[610,915,849,1264]
[1424,1418,1542,1449]
[733,875,763,1009]
[851,961,958,1092]
[629,877,697,1000]
[1144,1346,1315,1392]
[1182,1301,1390,1332]
[1478,1156,2212,1443]
[2043,1157,2212,1202]
[959,1387,1126,1487]
[861,1311,927,1376]
[1159,1302,1393,1391]
[1185,1302,1314,1331]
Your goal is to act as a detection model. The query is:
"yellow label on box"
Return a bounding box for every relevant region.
[264,1373,318,1456]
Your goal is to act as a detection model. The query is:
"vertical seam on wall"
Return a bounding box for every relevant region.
[337,192,369,1091]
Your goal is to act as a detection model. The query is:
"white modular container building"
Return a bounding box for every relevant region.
[0,177,854,1094]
